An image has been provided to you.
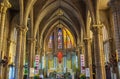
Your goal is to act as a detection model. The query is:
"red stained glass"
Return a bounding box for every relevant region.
[57,52,63,63]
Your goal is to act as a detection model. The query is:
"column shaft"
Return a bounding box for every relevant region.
[109,1,120,78]
[3,40,13,79]
[92,24,106,79]
[14,26,23,79]
[27,38,33,79]
[19,27,28,79]
[84,38,93,79]
[0,1,11,79]
[28,38,36,79]
[0,5,6,53]
[0,0,11,56]
[77,48,80,69]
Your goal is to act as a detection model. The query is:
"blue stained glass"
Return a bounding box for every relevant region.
[54,57,57,69]
[9,67,15,79]
[48,35,53,48]
[58,28,62,49]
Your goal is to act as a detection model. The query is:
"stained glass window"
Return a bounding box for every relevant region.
[63,29,67,48]
[48,35,53,49]
[67,36,72,48]
[63,28,73,48]
[58,28,62,49]
[46,26,76,71]
[47,27,74,50]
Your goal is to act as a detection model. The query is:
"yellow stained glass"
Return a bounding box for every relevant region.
[63,28,74,48]
[48,59,54,69]
[48,35,53,49]
[63,29,67,48]
[67,60,71,69]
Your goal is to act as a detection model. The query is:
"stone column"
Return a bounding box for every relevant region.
[0,1,11,79]
[14,25,23,79]
[76,47,80,68]
[27,37,36,79]
[84,38,93,79]
[109,1,120,78]
[91,24,106,79]
[0,3,3,25]
[32,38,36,72]
[80,45,84,54]
[109,1,120,58]
[80,44,85,73]
[19,26,28,79]
[4,39,15,79]
[0,0,11,55]
[77,45,83,69]
[27,38,33,79]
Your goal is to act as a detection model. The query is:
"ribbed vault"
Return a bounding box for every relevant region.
[8,0,110,47]
[34,0,86,45]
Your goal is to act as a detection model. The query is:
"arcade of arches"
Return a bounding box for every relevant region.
[0,0,120,79]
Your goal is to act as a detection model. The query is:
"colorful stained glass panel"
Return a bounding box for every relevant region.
[58,28,62,49]
[48,35,53,48]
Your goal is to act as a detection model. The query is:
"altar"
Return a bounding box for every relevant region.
[41,51,78,75]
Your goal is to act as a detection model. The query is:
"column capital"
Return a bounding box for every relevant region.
[16,24,28,33]
[83,37,91,41]
[75,44,83,52]
[91,24,103,35]
[0,4,3,13]
[22,26,28,34]
[83,38,91,44]
[79,44,83,48]
[0,0,11,13]
[27,37,37,43]
[7,40,16,44]
[108,38,113,42]
[92,24,103,28]
[37,47,41,51]
[16,24,24,31]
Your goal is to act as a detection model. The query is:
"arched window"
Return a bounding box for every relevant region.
[58,28,62,49]
[63,28,73,49]
[47,27,75,51]
[48,34,53,49]
[45,26,76,71]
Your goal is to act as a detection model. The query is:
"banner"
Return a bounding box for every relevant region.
[80,54,85,73]
[86,68,90,77]
[29,68,34,77]
[34,55,40,74]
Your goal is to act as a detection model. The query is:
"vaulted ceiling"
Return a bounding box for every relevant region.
[8,0,110,40]
[34,0,86,39]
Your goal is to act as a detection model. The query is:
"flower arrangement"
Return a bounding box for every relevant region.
[34,74,39,79]
[79,74,86,79]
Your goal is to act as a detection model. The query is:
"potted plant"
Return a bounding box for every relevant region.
[34,74,39,79]
[80,74,86,79]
